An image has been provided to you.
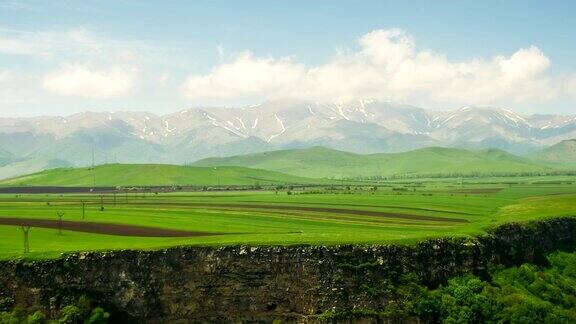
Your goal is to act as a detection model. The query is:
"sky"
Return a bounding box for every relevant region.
[0,0,575,117]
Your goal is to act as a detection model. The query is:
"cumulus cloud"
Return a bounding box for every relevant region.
[217,43,224,59]
[564,75,576,99]
[0,70,10,82]
[181,28,560,106]
[0,27,147,59]
[0,28,149,99]
[42,64,136,98]
[182,51,305,100]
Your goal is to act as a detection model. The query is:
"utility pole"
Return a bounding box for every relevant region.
[21,225,30,253]
[56,211,64,235]
[99,195,104,211]
[92,146,96,189]
[80,200,86,220]
[214,167,220,188]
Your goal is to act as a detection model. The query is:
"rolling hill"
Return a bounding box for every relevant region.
[194,146,554,179]
[0,164,321,187]
[530,139,576,167]
[0,102,574,182]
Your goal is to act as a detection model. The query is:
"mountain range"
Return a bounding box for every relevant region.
[0,99,575,179]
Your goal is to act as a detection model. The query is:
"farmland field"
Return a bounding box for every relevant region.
[0,174,574,259]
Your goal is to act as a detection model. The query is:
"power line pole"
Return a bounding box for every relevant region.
[81,200,86,220]
[56,211,64,235]
[92,146,96,189]
[214,167,220,187]
[21,225,30,253]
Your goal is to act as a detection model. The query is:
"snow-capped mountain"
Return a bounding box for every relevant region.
[0,99,574,178]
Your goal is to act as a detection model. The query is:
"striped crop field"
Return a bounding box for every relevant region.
[0,175,574,259]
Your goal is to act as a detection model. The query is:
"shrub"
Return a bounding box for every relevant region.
[86,307,110,324]
[58,305,83,324]
[26,310,46,324]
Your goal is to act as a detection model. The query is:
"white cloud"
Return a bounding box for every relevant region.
[182,51,305,100]
[42,64,135,98]
[0,70,10,82]
[181,28,562,107]
[217,43,224,59]
[564,75,576,99]
[0,27,134,58]
[158,72,170,87]
[0,28,149,99]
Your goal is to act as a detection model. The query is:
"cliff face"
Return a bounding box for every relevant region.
[1,217,575,323]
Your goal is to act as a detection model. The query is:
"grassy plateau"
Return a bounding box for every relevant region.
[0,173,574,259]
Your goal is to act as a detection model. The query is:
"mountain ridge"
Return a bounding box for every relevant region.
[0,100,575,179]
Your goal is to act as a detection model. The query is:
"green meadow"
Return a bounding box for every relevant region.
[0,174,574,259]
[0,164,320,187]
[193,146,555,179]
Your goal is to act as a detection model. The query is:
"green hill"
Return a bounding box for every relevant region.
[0,164,321,187]
[530,139,576,167]
[193,146,553,179]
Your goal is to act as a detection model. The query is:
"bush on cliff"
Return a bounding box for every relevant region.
[323,251,576,323]
[0,303,110,324]
[412,251,576,323]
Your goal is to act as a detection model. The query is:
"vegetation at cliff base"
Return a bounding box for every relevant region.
[321,250,576,323]
[0,295,110,324]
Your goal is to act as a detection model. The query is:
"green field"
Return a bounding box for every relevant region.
[0,174,574,259]
[0,164,321,187]
[193,146,557,179]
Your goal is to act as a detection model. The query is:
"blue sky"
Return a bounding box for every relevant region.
[0,0,575,116]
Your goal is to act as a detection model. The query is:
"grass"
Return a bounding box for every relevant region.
[0,175,574,259]
[193,146,555,178]
[0,164,323,187]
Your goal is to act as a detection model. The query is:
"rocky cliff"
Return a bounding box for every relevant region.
[1,217,575,323]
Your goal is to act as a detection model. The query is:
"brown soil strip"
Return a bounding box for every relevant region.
[216,208,458,227]
[0,217,219,237]
[237,200,476,215]
[129,202,468,223]
[208,204,468,223]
